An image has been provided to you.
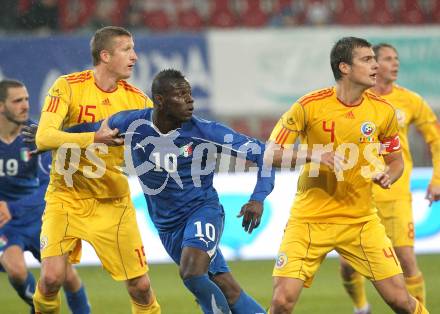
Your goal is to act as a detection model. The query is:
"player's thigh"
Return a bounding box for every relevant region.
[337,217,402,282]
[89,196,147,281]
[372,273,411,306]
[158,226,185,265]
[273,220,333,287]
[40,200,83,263]
[376,200,414,247]
[0,227,28,277]
[183,206,225,258]
[159,206,229,272]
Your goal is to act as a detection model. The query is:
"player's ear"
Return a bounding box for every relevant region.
[154,94,164,109]
[339,62,350,76]
[100,49,111,64]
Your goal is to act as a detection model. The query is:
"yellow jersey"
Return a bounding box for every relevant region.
[269,87,400,224]
[36,70,153,200]
[371,84,440,201]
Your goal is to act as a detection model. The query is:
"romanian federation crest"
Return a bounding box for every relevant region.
[275,252,288,269]
[360,121,376,137]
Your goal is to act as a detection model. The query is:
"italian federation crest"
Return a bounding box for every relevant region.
[180,142,193,157]
[20,147,31,162]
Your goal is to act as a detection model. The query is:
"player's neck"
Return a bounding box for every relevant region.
[335,81,366,106]
[371,80,394,96]
[152,111,181,134]
[0,116,21,144]
[93,68,119,92]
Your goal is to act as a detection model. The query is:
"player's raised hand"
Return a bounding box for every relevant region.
[21,123,38,144]
[21,124,45,155]
[94,118,124,146]
[0,201,12,228]
[237,200,263,234]
[373,172,392,189]
[426,184,440,206]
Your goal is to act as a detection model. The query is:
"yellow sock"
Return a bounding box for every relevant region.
[413,297,429,314]
[342,271,368,310]
[33,281,61,314]
[406,273,426,305]
[131,294,161,314]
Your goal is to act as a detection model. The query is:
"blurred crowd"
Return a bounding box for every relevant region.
[1,0,439,34]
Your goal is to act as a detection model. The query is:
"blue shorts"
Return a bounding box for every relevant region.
[0,219,41,264]
[159,205,230,275]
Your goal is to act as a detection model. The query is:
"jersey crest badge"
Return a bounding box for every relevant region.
[20,147,31,162]
[180,142,193,157]
[360,121,376,137]
[359,122,378,143]
[40,235,48,250]
[275,252,288,269]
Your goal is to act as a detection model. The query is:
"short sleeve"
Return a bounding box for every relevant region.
[268,102,305,146]
[41,77,70,119]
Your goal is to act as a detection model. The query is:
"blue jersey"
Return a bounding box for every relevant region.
[0,123,50,225]
[69,109,275,232]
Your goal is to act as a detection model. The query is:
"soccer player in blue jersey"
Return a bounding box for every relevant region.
[0,79,90,314]
[67,69,274,314]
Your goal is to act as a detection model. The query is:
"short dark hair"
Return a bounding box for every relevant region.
[330,37,372,80]
[372,43,397,60]
[151,69,186,98]
[0,79,24,102]
[90,26,132,66]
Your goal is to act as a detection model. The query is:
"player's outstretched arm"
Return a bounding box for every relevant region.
[199,119,275,232]
[263,140,345,171]
[66,109,151,146]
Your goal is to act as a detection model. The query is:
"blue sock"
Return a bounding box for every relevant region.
[230,290,266,314]
[183,274,231,314]
[64,285,91,314]
[8,271,35,308]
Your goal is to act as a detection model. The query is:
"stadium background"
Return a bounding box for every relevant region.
[1,0,440,313]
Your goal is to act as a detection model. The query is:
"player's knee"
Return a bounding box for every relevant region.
[179,265,205,280]
[40,271,64,293]
[271,294,296,313]
[7,264,28,283]
[127,275,152,299]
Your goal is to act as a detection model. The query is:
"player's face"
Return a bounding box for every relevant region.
[346,47,378,88]
[0,86,29,124]
[108,35,137,80]
[376,47,399,83]
[163,79,194,123]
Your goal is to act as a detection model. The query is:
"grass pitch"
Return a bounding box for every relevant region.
[1,255,439,313]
